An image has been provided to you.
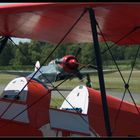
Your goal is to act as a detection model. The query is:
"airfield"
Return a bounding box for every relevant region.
[1,71,140,107]
[0,70,140,136]
[0,85,139,102]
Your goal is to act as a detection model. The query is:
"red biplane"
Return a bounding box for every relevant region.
[0,2,140,137]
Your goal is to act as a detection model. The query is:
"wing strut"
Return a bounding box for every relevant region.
[88,8,112,136]
[0,36,9,54]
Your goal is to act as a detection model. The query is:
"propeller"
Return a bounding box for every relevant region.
[73,47,81,57]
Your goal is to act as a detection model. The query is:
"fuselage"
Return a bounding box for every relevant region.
[1,77,140,137]
[0,77,51,137]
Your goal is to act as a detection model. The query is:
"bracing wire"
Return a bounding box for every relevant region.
[0,8,88,120]
[4,41,99,136]
[96,21,140,134]
[0,9,99,137]
[79,26,140,71]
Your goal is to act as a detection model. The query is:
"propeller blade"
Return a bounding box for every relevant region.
[74,47,81,57]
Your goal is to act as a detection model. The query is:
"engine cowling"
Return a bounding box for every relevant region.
[59,55,79,73]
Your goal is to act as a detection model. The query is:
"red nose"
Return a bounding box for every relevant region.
[68,59,79,69]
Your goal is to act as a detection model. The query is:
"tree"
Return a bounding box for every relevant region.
[0,41,15,66]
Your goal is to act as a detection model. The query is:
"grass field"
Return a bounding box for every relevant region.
[0,70,140,107]
[0,70,140,92]
[0,73,18,85]
[52,70,140,93]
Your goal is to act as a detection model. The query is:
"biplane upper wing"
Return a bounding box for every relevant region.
[0,3,140,45]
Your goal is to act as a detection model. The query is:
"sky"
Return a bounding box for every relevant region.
[11,37,31,45]
[0,3,31,44]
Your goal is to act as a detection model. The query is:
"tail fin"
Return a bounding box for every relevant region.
[34,61,40,72]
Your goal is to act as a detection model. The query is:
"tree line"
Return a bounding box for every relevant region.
[0,40,140,70]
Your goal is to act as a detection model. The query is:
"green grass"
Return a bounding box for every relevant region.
[104,71,140,93]
[1,70,140,93]
[51,70,140,107]
[0,73,18,85]
[50,97,64,108]
[1,70,140,107]
[52,70,140,93]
